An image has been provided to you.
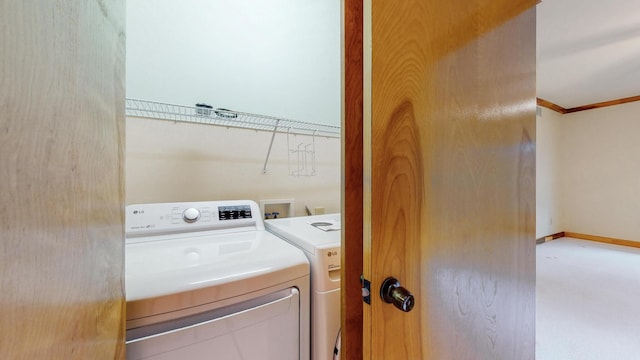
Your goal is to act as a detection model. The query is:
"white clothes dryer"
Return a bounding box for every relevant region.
[265,213,341,360]
[125,200,310,360]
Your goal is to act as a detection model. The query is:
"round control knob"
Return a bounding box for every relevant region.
[182,208,201,223]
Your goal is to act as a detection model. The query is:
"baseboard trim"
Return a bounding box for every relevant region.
[564,232,640,249]
[536,232,565,244]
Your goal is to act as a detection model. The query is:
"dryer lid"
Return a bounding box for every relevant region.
[126,230,309,320]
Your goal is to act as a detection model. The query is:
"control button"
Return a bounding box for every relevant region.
[183,208,201,223]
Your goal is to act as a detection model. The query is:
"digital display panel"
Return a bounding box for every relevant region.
[218,205,252,220]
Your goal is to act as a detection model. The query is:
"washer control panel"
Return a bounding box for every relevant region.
[125,200,261,239]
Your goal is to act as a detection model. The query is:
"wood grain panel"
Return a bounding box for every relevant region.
[371,99,426,358]
[0,1,125,358]
[342,0,364,359]
[364,0,536,358]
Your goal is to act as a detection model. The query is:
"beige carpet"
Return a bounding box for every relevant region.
[536,237,640,359]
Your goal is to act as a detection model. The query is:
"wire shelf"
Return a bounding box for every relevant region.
[125,98,341,138]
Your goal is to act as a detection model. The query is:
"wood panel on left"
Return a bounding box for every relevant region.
[0,1,126,358]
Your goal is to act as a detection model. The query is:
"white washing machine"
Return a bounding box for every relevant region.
[125,200,310,360]
[265,213,341,360]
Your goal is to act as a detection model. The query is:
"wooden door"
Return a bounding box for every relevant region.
[0,1,125,358]
[359,0,537,358]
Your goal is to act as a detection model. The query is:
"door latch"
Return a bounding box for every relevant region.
[360,274,371,305]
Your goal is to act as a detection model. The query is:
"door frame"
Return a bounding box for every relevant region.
[341,0,364,359]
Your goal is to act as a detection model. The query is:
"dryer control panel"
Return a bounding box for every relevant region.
[125,200,263,240]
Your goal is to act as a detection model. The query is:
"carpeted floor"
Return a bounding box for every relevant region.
[536,237,640,359]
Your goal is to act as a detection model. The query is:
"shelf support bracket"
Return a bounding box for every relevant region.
[262,119,280,174]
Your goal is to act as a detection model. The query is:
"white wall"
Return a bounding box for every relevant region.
[126,0,341,126]
[536,107,564,238]
[126,116,340,216]
[558,102,640,241]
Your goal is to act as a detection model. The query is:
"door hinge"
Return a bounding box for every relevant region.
[360,274,371,305]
